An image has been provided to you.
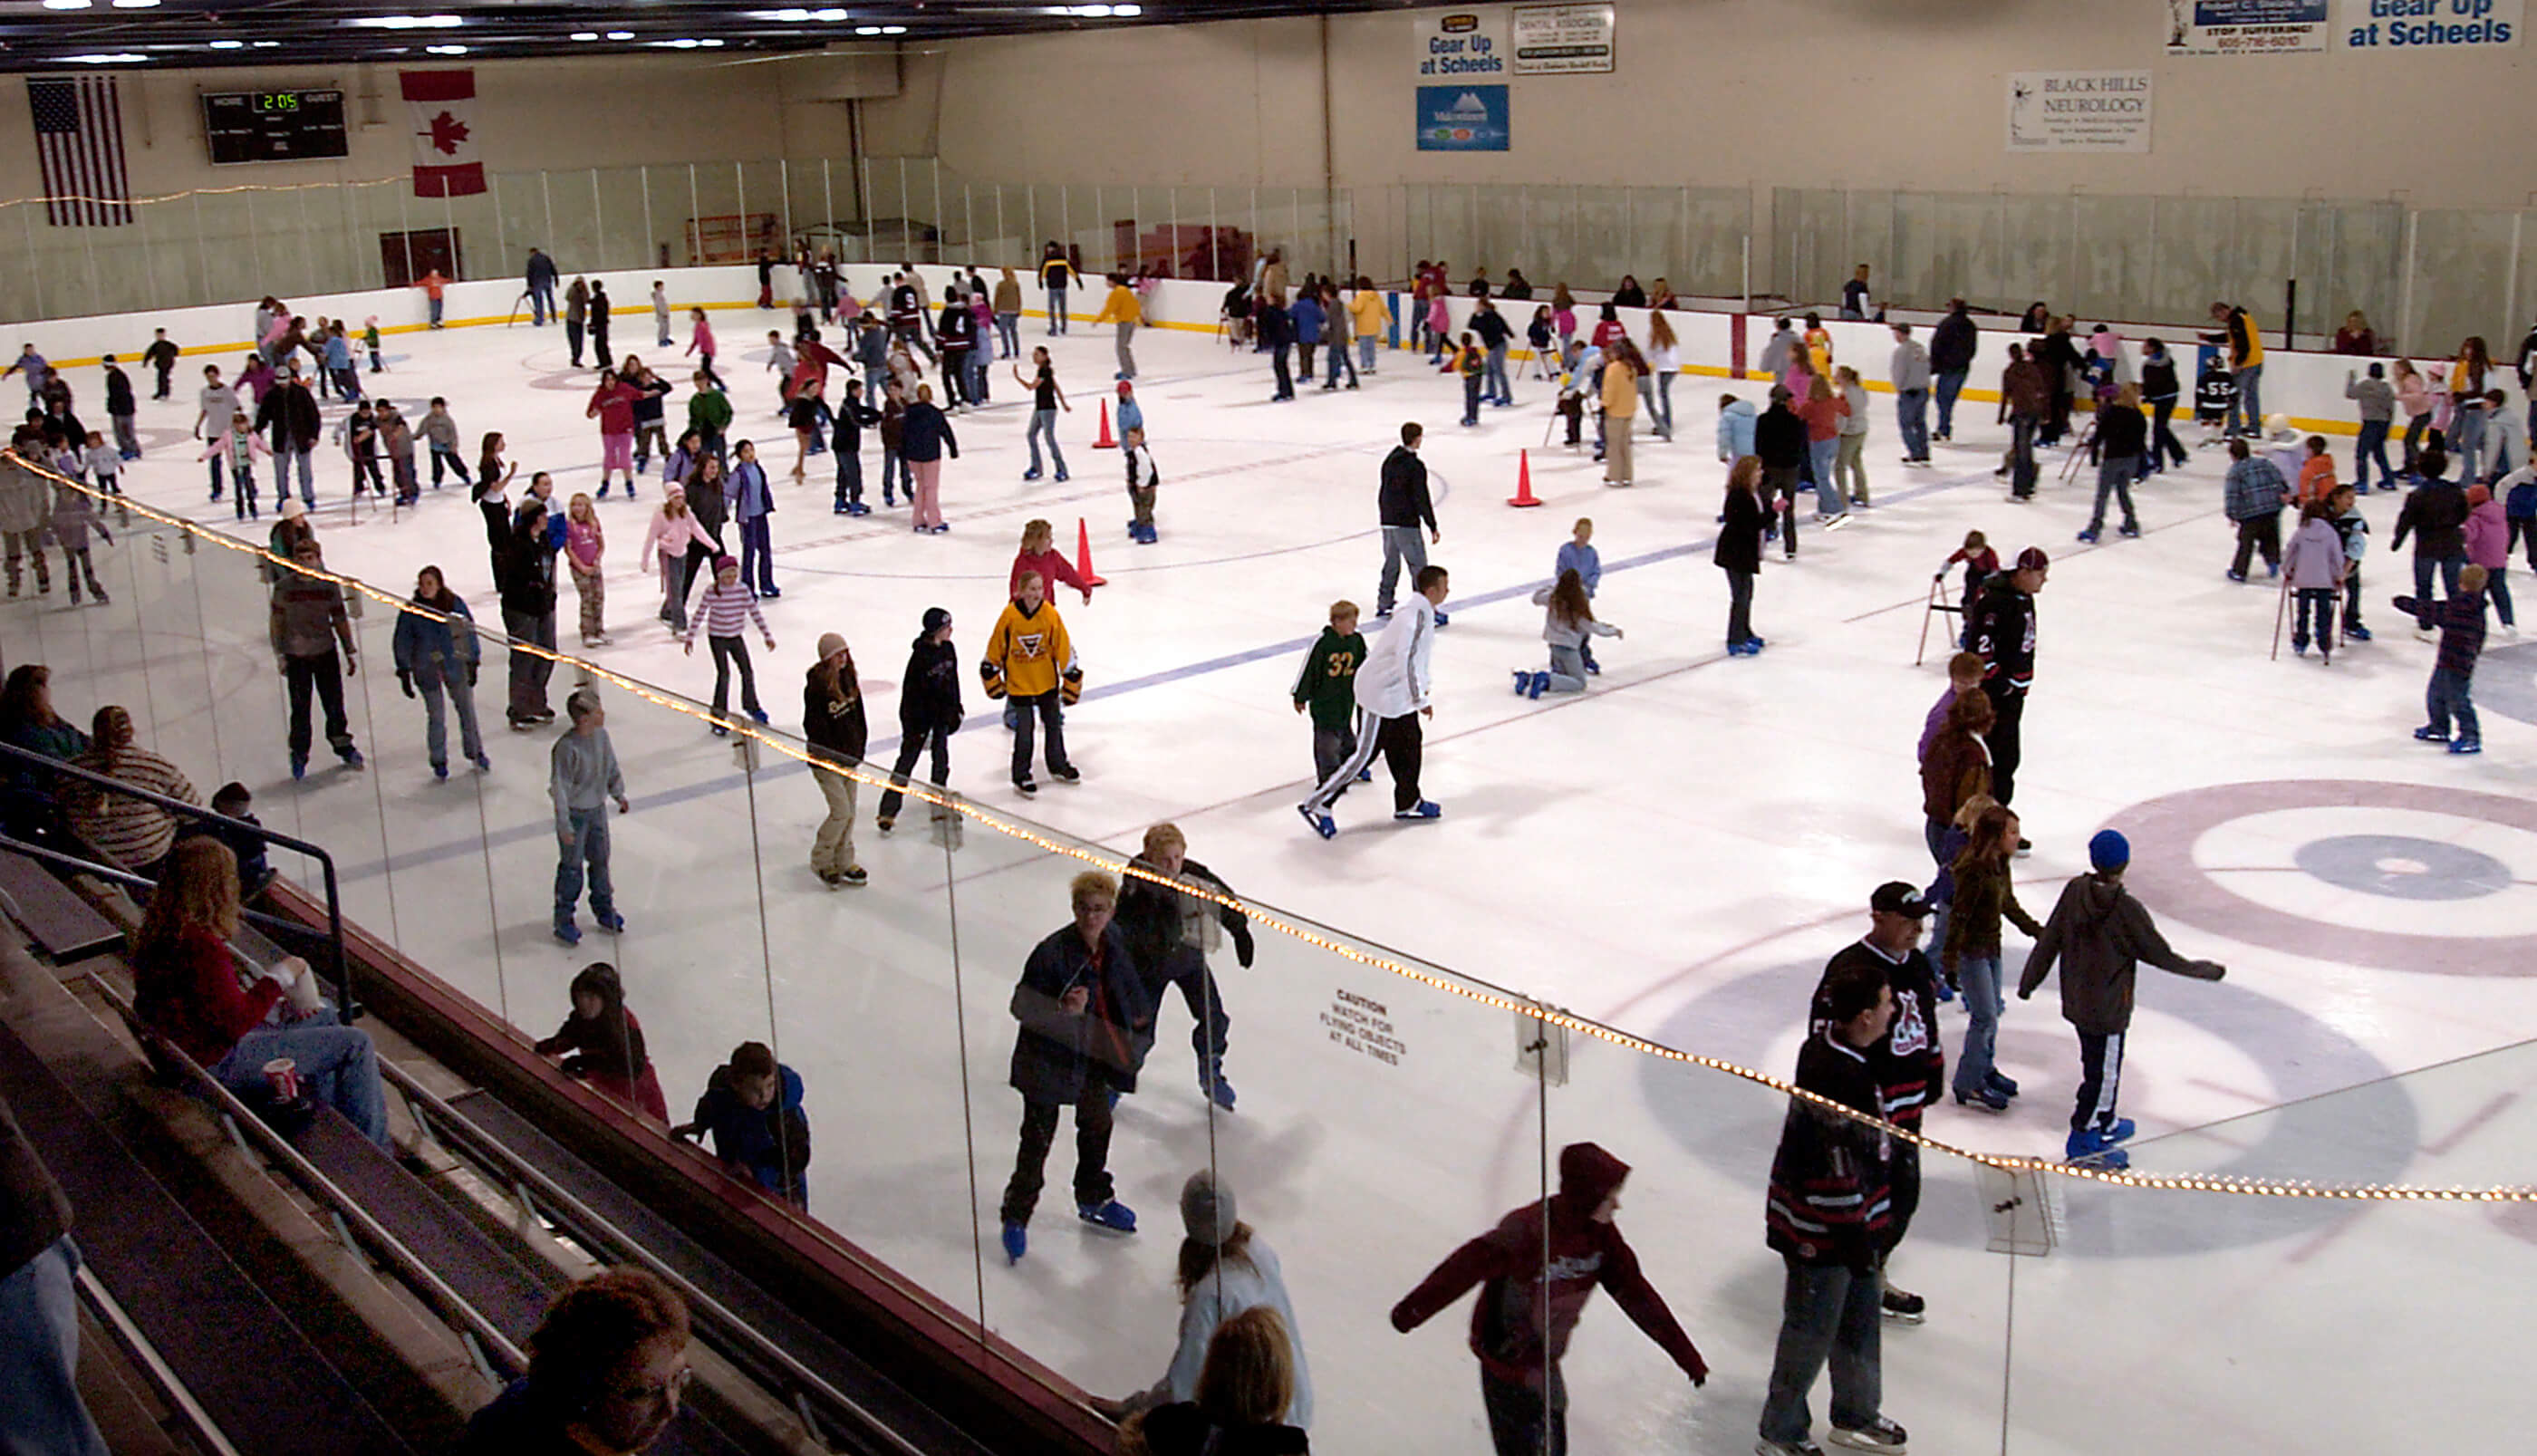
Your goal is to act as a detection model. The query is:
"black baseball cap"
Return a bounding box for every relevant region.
[1870,882,1933,918]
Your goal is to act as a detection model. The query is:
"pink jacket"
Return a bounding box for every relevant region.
[688,317,718,359]
[641,508,713,570]
[2465,496,2509,569]
[2396,372,2434,418]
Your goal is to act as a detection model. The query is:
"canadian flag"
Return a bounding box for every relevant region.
[400,69,485,198]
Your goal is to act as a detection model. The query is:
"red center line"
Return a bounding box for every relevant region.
[2425,1091,2520,1157]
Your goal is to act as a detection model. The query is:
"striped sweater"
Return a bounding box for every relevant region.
[63,746,198,871]
[683,580,771,645]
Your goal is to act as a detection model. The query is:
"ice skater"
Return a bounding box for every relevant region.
[1298,564,1447,838]
[2396,564,2490,754]
[982,571,1082,795]
[548,689,630,948]
[2017,829,2225,1166]
[1290,600,1367,790]
[682,554,776,734]
[1375,423,1445,622]
[875,607,960,834]
[1116,823,1255,1110]
[1391,1143,1707,1456]
[1515,568,1621,699]
[1123,428,1162,544]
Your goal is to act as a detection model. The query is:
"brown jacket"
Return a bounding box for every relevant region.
[1920,728,1992,822]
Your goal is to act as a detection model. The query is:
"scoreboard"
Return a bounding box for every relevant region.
[202,90,350,165]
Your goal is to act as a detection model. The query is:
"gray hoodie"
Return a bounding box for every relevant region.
[1889,338,1931,393]
[2344,371,2395,422]
[548,726,624,836]
[2018,873,2223,1035]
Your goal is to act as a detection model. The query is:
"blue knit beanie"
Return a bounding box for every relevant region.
[2089,829,2130,872]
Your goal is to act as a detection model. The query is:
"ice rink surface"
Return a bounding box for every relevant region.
[40,304,2537,1451]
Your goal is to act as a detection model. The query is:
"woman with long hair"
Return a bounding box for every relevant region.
[2450,335,2493,480]
[2394,357,2436,477]
[0,663,87,837]
[1517,567,1622,699]
[1124,1305,1308,1455]
[803,632,868,889]
[1106,1172,1313,1432]
[64,705,198,877]
[131,838,391,1147]
[1942,802,2041,1112]
[1644,312,1679,440]
[1550,284,1577,358]
[1716,456,1768,655]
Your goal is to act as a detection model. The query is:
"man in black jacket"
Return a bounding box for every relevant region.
[487,492,560,728]
[142,327,180,400]
[525,246,558,325]
[1259,292,1296,401]
[101,355,138,459]
[589,281,613,370]
[1376,423,1443,621]
[1115,823,1255,1111]
[1929,299,1977,441]
[1471,298,1515,407]
[876,607,960,831]
[253,363,322,509]
[2391,446,2470,635]
[1754,387,1809,561]
[1971,547,2048,809]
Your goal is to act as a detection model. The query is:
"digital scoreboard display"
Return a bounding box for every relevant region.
[202,90,350,165]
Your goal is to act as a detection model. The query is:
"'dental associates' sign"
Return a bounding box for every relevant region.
[2006,70,2154,152]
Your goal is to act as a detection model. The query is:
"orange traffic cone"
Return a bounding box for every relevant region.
[1075,516,1107,590]
[1507,448,1544,507]
[1093,398,1118,449]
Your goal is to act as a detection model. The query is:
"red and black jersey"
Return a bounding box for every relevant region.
[1764,1030,1894,1269]
[1811,940,1945,1134]
[1970,575,2037,692]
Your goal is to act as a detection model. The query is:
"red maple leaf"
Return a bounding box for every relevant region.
[423,111,469,157]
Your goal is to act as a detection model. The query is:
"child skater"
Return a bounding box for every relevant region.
[48,480,110,605]
[2283,498,2348,662]
[1517,568,1622,698]
[1937,529,1999,648]
[681,554,777,734]
[535,961,670,1122]
[1291,600,1368,791]
[204,410,266,520]
[2395,564,2490,755]
[1556,517,1603,675]
[82,429,129,526]
[1123,427,1161,544]
[565,491,608,649]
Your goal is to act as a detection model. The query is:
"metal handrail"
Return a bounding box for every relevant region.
[82,972,530,1379]
[72,1262,246,1456]
[0,738,352,1017]
[381,1060,931,1456]
[0,830,329,966]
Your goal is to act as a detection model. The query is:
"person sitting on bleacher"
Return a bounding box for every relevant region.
[62,705,197,881]
[130,838,390,1150]
[462,1268,692,1456]
[0,663,88,841]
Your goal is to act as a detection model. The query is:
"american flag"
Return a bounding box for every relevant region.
[27,77,132,227]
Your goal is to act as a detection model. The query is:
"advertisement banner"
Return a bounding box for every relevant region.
[1510,3,1616,73]
[2006,70,2154,152]
[2165,0,2330,53]
[1415,84,1510,150]
[2339,0,2518,52]
[1414,8,1509,80]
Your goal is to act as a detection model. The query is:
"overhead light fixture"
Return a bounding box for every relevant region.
[40,1,93,12]
[569,31,598,40]
[605,30,633,39]
[854,24,878,33]
[813,7,848,19]
[425,43,467,53]
[882,24,904,32]
[111,0,163,9]
[63,53,149,63]
[700,37,723,45]
[350,14,463,29]
[207,38,244,47]
[251,38,278,45]
[766,6,812,19]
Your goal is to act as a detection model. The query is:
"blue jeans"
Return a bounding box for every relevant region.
[1326,336,1357,387]
[995,312,1020,356]
[2489,565,2515,627]
[1027,408,1066,476]
[738,515,775,593]
[530,284,555,325]
[2354,418,2394,490]
[1484,343,1510,404]
[415,661,481,768]
[1934,371,1967,437]
[2411,553,2465,627]
[1046,286,1067,333]
[2452,406,2487,482]
[1358,335,1378,371]
[428,297,443,326]
[881,445,910,501]
[0,1237,108,1456]
[271,443,315,505]
[1655,371,1675,437]
[2428,665,2479,742]
[1809,438,1842,514]
[2227,362,2263,437]
[214,1011,391,1148]
[2088,456,2140,532]
[555,806,616,929]
[1952,953,2004,1098]
[1896,388,1929,459]
[1759,1258,1884,1446]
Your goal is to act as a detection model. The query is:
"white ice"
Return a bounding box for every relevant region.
[26,292,2534,1452]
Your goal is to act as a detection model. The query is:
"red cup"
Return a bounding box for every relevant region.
[262,1057,300,1103]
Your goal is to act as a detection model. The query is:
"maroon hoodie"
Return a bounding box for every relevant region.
[1390,1143,1707,1390]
